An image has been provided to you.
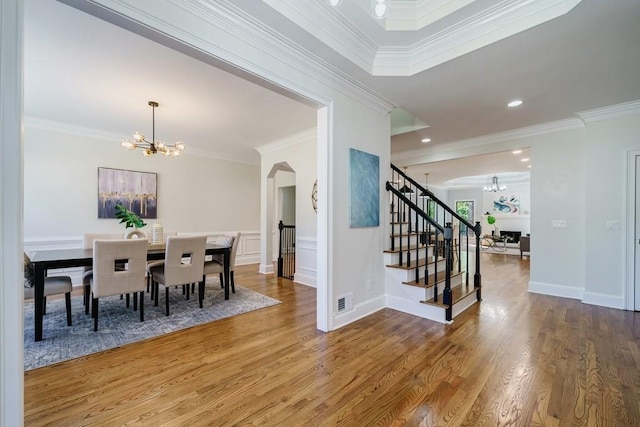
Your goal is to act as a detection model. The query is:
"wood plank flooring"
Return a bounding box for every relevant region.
[24,254,640,426]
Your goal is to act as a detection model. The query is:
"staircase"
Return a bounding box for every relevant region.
[384,164,483,323]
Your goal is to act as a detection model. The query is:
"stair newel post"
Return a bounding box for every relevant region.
[277,220,284,277]
[389,181,396,252]
[433,229,439,302]
[443,223,453,321]
[474,221,482,301]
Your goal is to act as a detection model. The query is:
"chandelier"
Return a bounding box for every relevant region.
[484,175,506,192]
[121,101,185,157]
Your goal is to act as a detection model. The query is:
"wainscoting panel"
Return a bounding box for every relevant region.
[294,236,317,287]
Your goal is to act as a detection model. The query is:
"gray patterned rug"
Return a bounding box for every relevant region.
[24,282,280,371]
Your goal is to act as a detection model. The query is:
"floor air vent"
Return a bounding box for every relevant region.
[337,293,353,312]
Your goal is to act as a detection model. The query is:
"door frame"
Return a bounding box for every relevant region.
[625,149,640,310]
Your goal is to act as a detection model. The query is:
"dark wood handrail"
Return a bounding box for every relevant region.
[390,163,481,237]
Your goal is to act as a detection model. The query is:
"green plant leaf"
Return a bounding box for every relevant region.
[114,204,147,229]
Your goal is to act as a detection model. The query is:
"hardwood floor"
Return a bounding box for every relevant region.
[24,254,640,426]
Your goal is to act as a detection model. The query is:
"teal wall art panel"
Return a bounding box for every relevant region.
[349,148,380,227]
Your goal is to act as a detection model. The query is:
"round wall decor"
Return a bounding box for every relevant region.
[311,179,318,213]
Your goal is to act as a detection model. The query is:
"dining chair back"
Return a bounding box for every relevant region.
[149,235,207,315]
[24,253,73,326]
[82,232,126,313]
[90,238,148,331]
[203,232,241,293]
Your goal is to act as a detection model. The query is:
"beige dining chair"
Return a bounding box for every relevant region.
[145,231,177,298]
[24,253,73,326]
[89,239,148,331]
[202,232,241,294]
[149,235,207,315]
[82,233,125,314]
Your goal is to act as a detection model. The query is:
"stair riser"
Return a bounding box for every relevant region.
[389,234,421,247]
[385,259,448,283]
[383,248,436,264]
[422,274,463,299]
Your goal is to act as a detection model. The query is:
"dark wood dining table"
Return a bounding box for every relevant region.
[27,242,231,342]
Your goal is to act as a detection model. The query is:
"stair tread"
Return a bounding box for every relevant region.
[420,283,479,308]
[383,244,433,253]
[385,257,445,270]
[402,270,463,288]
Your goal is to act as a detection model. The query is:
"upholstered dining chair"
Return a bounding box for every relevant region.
[145,231,177,298]
[82,233,125,314]
[148,235,207,315]
[202,232,241,294]
[89,238,148,331]
[24,253,73,327]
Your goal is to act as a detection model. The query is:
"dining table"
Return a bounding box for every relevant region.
[27,242,231,342]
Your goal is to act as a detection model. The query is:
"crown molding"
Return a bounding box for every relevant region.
[72,0,395,115]
[576,99,640,123]
[24,117,122,141]
[255,128,317,155]
[392,117,583,162]
[384,0,475,31]
[24,116,261,165]
[262,0,378,73]
[374,0,582,75]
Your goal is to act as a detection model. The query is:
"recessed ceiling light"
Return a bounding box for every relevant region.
[512,150,522,154]
[528,165,531,168]
[508,100,523,108]
[521,158,530,162]
[421,138,431,143]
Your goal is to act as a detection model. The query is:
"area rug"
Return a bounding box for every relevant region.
[24,282,280,371]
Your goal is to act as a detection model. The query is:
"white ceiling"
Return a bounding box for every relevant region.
[24,0,640,186]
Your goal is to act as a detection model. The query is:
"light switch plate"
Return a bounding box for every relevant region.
[606,220,620,230]
[552,220,567,229]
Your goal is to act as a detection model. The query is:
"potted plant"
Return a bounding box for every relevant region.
[115,204,147,238]
[486,213,498,236]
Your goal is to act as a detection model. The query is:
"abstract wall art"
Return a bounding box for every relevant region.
[493,194,520,215]
[349,148,380,227]
[98,167,157,219]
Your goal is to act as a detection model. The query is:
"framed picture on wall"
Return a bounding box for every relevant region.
[493,194,520,215]
[349,148,380,227]
[98,167,157,219]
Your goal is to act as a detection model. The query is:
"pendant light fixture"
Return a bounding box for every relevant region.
[121,101,186,157]
[484,174,507,192]
[399,166,413,194]
[419,173,429,197]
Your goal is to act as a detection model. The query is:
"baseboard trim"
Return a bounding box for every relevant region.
[528,281,583,300]
[332,295,386,330]
[582,292,625,310]
[259,264,274,274]
[293,272,317,288]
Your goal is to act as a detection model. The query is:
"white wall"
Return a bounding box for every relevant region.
[583,113,640,308]
[23,123,262,269]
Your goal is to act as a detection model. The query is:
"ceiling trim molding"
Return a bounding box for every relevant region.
[24,116,261,165]
[262,0,378,73]
[385,0,475,31]
[255,128,317,155]
[67,0,395,115]
[576,99,640,123]
[392,117,584,162]
[24,117,122,141]
[374,0,582,76]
